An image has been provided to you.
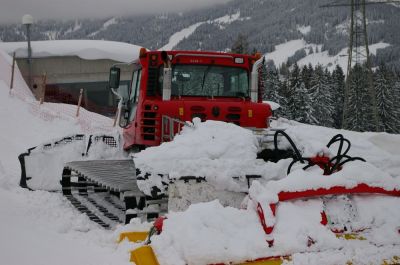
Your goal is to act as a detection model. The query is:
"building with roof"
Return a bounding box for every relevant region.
[0,40,141,116]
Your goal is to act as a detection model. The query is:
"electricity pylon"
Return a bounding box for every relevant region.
[321,0,400,131]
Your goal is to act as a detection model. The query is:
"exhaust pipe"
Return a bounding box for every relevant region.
[250,56,265,103]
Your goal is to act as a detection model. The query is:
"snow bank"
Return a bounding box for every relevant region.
[0,40,142,63]
[152,200,270,265]
[274,119,400,177]
[134,118,263,187]
[137,118,258,162]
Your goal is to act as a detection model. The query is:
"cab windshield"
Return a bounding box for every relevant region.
[169,64,249,98]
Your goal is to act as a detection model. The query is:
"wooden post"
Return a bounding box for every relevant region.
[40,72,47,104]
[76,88,84,117]
[9,52,16,94]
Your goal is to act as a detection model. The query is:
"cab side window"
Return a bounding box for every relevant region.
[128,69,142,122]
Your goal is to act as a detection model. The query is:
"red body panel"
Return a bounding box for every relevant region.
[122,50,272,150]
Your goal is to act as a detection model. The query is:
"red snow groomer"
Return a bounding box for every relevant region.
[109,49,272,151]
[19,49,274,226]
[18,48,400,264]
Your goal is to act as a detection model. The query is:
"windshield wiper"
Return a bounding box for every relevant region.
[201,65,213,92]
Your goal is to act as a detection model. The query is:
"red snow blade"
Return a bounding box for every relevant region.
[278,183,400,201]
[255,183,400,246]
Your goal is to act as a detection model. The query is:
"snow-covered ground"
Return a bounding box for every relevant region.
[159,11,247,50]
[0,47,135,265]
[298,42,391,73]
[265,38,390,73]
[0,44,399,265]
[88,18,119,37]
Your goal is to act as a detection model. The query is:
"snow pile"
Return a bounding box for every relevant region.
[137,118,258,162]
[151,200,270,265]
[0,40,142,63]
[276,119,400,176]
[134,118,270,190]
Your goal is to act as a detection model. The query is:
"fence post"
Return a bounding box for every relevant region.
[9,52,16,94]
[40,72,47,104]
[76,88,84,117]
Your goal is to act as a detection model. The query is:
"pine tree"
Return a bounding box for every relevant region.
[394,75,400,132]
[309,65,334,127]
[374,63,400,133]
[263,65,287,117]
[288,63,316,123]
[331,65,345,128]
[344,64,373,132]
[301,64,313,90]
[279,78,292,119]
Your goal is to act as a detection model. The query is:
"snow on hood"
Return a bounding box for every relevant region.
[136,118,259,162]
[0,40,142,63]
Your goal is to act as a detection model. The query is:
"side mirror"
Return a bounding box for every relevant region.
[109,67,121,89]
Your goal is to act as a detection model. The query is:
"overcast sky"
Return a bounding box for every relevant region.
[0,0,231,24]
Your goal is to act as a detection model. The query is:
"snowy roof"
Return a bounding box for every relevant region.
[0,40,142,63]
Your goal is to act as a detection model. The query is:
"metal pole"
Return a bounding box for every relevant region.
[26,24,33,90]
[362,0,380,131]
[76,88,84,117]
[10,52,16,93]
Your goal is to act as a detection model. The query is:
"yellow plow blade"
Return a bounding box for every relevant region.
[118,231,149,243]
[129,245,289,265]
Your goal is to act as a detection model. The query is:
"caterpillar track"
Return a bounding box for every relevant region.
[61,159,168,228]
[18,127,282,229]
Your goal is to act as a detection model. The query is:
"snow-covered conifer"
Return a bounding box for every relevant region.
[331,65,345,128]
[374,63,400,133]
